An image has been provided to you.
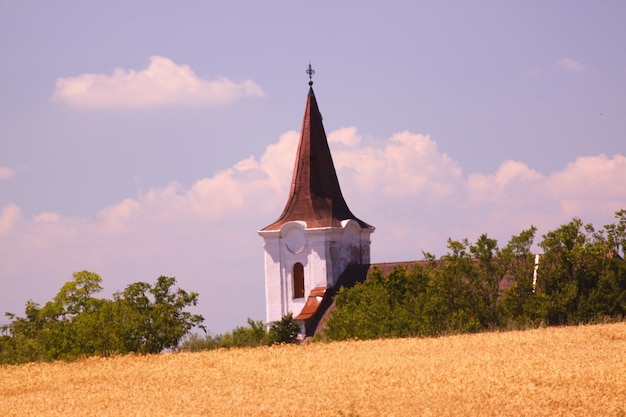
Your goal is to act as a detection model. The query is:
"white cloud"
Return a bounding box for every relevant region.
[0,166,15,179]
[34,212,61,222]
[467,161,543,203]
[1,128,624,332]
[65,129,619,245]
[52,56,265,109]
[546,154,626,217]
[328,127,362,146]
[555,57,586,72]
[331,130,463,197]
[93,198,142,233]
[258,131,299,193]
[0,203,22,237]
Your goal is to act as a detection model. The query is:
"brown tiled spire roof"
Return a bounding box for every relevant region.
[261,85,373,231]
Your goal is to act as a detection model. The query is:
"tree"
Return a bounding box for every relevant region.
[324,267,401,340]
[1,300,49,363]
[1,272,205,364]
[435,238,484,333]
[230,318,270,347]
[115,276,205,353]
[604,209,626,259]
[523,212,626,325]
[268,313,301,344]
[180,318,272,351]
[0,271,106,362]
[324,217,625,341]
[469,234,507,328]
[324,262,456,340]
[496,226,538,327]
[53,271,104,317]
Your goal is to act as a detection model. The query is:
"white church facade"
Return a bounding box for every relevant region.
[258,68,374,335]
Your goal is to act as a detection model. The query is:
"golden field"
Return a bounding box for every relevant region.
[1,322,625,417]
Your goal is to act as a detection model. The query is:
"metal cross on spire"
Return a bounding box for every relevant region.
[306,63,315,86]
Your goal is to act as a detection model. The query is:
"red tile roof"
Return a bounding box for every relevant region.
[294,287,329,320]
[261,86,372,231]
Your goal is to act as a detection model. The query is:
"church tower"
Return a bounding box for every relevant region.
[258,66,374,332]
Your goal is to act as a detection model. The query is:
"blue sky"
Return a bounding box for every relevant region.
[1,1,625,333]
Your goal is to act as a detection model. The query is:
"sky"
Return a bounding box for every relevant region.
[1,1,625,334]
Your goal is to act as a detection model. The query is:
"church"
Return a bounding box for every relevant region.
[258,66,380,336]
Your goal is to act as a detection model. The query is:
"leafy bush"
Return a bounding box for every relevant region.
[325,210,626,341]
[180,314,301,351]
[268,313,301,344]
[0,272,204,364]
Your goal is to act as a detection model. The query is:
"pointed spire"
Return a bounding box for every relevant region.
[261,66,372,231]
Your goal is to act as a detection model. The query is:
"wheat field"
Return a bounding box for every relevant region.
[1,322,625,417]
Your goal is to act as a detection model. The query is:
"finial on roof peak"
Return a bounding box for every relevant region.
[306,62,315,86]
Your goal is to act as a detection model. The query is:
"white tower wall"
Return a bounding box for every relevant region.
[259,220,372,324]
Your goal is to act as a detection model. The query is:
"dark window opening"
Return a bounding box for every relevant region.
[293,263,305,299]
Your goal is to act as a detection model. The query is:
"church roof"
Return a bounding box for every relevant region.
[261,83,373,231]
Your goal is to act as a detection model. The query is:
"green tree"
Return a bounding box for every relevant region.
[469,234,508,328]
[53,271,104,317]
[0,271,106,362]
[115,276,205,353]
[533,212,626,325]
[230,318,270,347]
[323,214,626,342]
[604,209,626,258]
[1,272,205,364]
[496,226,539,327]
[324,268,395,340]
[269,313,301,344]
[72,298,120,357]
[325,263,445,340]
[180,318,271,351]
[1,300,49,363]
[179,332,223,351]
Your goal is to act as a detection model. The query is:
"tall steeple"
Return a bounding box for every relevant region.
[262,66,372,231]
[258,65,374,330]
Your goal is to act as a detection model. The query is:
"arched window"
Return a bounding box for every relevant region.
[293,263,305,299]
